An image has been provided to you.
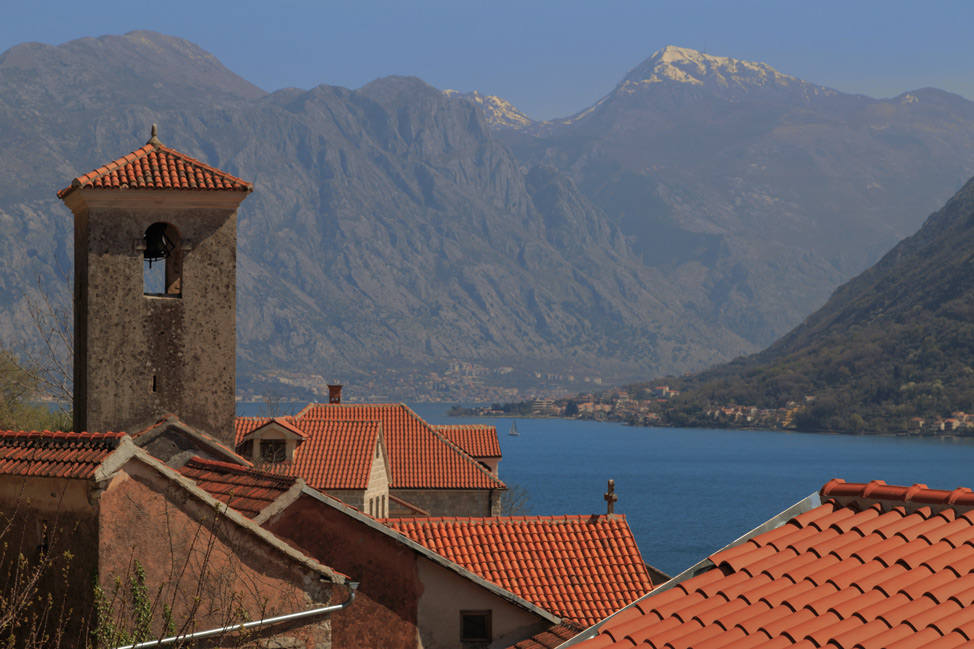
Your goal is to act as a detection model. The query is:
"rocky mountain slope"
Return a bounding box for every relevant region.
[650,174,974,432]
[0,32,752,392]
[490,46,974,348]
[5,34,974,396]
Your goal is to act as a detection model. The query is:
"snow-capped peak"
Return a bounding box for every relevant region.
[621,45,802,92]
[443,89,534,130]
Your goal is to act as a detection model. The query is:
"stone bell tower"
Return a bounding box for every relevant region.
[58,126,252,443]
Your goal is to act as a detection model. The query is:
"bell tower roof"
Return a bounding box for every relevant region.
[57,125,252,200]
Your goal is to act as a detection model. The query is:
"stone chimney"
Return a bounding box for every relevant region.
[328,384,343,404]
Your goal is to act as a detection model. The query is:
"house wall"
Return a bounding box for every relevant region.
[415,558,550,649]
[0,476,100,645]
[364,440,390,517]
[262,494,550,649]
[262,493,420,649]
[97,461,335,648]
[68,191,242,445]
[391,488,500,517]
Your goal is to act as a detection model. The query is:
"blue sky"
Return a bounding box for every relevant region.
[3,0,973,120]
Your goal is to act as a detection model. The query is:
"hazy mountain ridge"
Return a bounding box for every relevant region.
[4,33,974,396]
[491,46,974,351]
[650,177,974,432]
[0,32,755,392]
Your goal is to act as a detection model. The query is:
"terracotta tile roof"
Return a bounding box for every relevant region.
[508,622,584,649]
[432,424,502,458]
[177,457,297,519]
[57,136,252,199]
[569,479,974,649]
[235,417,381,491]
[291,404,506,490]
[383,514,654,625]
[0,430,125,479]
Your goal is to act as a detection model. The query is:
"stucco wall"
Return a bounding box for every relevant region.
[415,557,550,649]
[97,460,335,648]
[69,191,242,444]
[0,476,99,645]
[263,493,420,649]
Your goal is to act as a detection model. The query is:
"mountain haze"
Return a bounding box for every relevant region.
[490,46,974,348]
[4,34,974,396]
[652,176,974,432]
[0,32,751,392]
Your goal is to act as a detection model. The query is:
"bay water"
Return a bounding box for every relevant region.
[239,401,974,577]
[410,405,974,578]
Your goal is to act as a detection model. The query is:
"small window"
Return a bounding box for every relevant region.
[260,440,286,463]
[460,611,491,643]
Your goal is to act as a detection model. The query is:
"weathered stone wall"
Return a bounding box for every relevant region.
[391,488,498,517]
[98,460,335,648]
[68,191,243,445]
[363,439,390,517]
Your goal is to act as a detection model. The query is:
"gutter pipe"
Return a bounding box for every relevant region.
[115,581,359,649]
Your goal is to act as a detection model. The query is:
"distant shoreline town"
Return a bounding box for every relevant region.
[449,386,974,437]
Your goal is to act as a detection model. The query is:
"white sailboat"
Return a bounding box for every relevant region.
[508,419,520,436]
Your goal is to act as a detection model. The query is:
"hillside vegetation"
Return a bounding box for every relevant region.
[642,177,974,433]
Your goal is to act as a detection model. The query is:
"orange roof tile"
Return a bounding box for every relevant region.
[507,622,584,649]
[235,417,381,491]
[290,404,505,490]
[0,430,125,479]
[57,135,252,200]
[432,424,502,458]
[569,479,974,649]
[177,457,297,518]
[383,514,654,625]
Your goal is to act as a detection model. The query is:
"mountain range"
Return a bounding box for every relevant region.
[2,33,974,396]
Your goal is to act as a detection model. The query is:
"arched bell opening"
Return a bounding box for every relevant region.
[143,222,182,296]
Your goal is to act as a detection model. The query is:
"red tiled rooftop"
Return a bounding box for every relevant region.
[432,424,502,458]
[57,135,252,200]
[289,404,505,490]
[235,417,381,491]
[177,457,297,519]
[383,514,654,625]
[507,622,584,649]
[0,430,125,479]
[570,479,974,649]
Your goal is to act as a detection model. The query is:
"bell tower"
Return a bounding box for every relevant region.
[58,126,253,443]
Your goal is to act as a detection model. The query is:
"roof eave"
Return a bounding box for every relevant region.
[555,490,823,648]
[292,485,561,625]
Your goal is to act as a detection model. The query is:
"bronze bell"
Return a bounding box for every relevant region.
[143,223,176,267]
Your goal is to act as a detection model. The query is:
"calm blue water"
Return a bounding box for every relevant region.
[408,405,974,578]
[238,401,974,577]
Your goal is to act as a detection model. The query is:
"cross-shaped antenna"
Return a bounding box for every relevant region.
[604,479,618,516]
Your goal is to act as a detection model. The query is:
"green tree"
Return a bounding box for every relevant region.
[0,352,69,431]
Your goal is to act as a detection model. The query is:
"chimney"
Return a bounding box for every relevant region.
[328,384,343,404]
